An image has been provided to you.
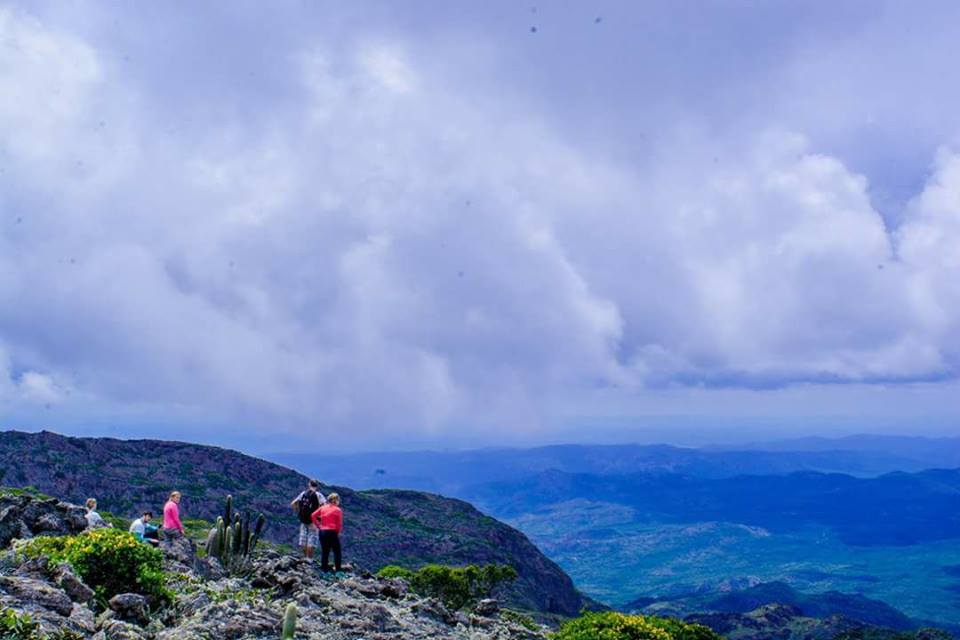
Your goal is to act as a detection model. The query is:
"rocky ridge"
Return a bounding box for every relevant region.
[0,430,585,615]
[1,522,551,639]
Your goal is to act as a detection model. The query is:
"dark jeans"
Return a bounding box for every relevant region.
[320,530,341,572]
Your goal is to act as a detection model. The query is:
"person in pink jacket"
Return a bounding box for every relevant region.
[162,491,185,538]
[311,493,343,573]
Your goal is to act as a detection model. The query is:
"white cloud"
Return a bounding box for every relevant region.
[1,4,959,445]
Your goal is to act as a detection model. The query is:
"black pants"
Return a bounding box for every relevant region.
[320,530,341,572]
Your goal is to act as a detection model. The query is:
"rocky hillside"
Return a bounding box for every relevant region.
[0,504,552,639]
[0,430,585,615]
[686,604,951,640]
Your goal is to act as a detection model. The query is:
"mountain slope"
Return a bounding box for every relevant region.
[0,430,585,615]
[461,468,960,546]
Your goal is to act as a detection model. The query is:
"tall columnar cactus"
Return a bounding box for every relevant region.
[206,495,266,574]
[281,603,297,639]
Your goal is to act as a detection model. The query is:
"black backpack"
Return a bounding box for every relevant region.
[297,490,319,524]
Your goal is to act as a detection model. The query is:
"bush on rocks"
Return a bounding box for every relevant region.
[376,563,517,611]
[552,612,722,640]
[17,529,170,609]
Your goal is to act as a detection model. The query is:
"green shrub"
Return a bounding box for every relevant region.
[552,612,723,640]
[376,563,517,610]
[18,529,170,609]
[501,609,539,631]
[0,608,40,640]
[376,565,415,580]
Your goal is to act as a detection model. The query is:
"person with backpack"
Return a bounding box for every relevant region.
[290,479,325,559]
[311,492,343,573]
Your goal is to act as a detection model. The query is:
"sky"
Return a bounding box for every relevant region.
[1,0,959,451]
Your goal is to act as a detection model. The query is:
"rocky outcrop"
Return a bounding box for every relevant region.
[0,535,551,639]
[0,430,588,615]
[157,552,549,639]
[0,491,88,547]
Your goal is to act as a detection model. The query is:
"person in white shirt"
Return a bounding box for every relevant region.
[84,498,111,529]
[129,511,159,546]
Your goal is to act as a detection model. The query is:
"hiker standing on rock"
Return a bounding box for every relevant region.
[291,479,325,559]
[163,491,185,539]
[84,498,112,528]
[312,492,343,573]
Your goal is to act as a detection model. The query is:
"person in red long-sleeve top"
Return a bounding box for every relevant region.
[311,493,343,573]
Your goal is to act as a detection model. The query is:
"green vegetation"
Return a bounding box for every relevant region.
[97,510,130,530]
[0,608,39,640]
[552,612,722,640]
[501,609,539,631]
[18,529,170,609]
[0,486,52,500]
[376,563,518,610]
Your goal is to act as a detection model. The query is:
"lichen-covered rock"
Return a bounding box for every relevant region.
[93,619,150,640]
[159,535,199,575]
[0,492,88,547]
[109,593,150,625]
[0,575,74,616]
[56,562,96,603]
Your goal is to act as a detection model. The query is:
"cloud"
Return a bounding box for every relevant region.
[1,3,959,445]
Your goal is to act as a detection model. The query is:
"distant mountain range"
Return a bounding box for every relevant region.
[269,435,960,497]
[731,434,960,468]
[460,467,960,546]
[0,430,586,616]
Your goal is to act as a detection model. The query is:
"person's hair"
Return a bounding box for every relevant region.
[327,492,340,505]
[142,511,153,518]
[308,479,320,489]
[168,491,181,500]
[85,498,97,510]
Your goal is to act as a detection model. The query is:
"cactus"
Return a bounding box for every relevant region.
[223,494,233,528]
[281,603,297,639]
[250,513,266,552]
[206,495,266,574]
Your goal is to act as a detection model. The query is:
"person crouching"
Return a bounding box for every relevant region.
[129,511,160,546]
[311,493,343,573]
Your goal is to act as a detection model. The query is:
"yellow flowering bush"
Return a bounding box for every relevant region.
[552,612,723,640]
[19,529,170,609]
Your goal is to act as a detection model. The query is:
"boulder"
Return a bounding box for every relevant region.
[109,593,150,625]
[0,493,88,548]
[160,534,199,574]
[0,575,74,616]
[475,598,500,617]
[55,562,95,604]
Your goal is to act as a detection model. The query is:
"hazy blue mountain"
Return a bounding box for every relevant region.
[460,468,960,546]
[270,442,926,496]
[735,435,960,469]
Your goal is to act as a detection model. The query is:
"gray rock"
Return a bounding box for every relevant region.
[160,534,199,574]
[95,619,150,640]
[109,592,150,625]
[475,598,500,617]
[0,575,74,616]
[56,562,95,603]
[0,494,88,548]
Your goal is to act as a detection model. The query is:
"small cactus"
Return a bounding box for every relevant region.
[281,602,297,639]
